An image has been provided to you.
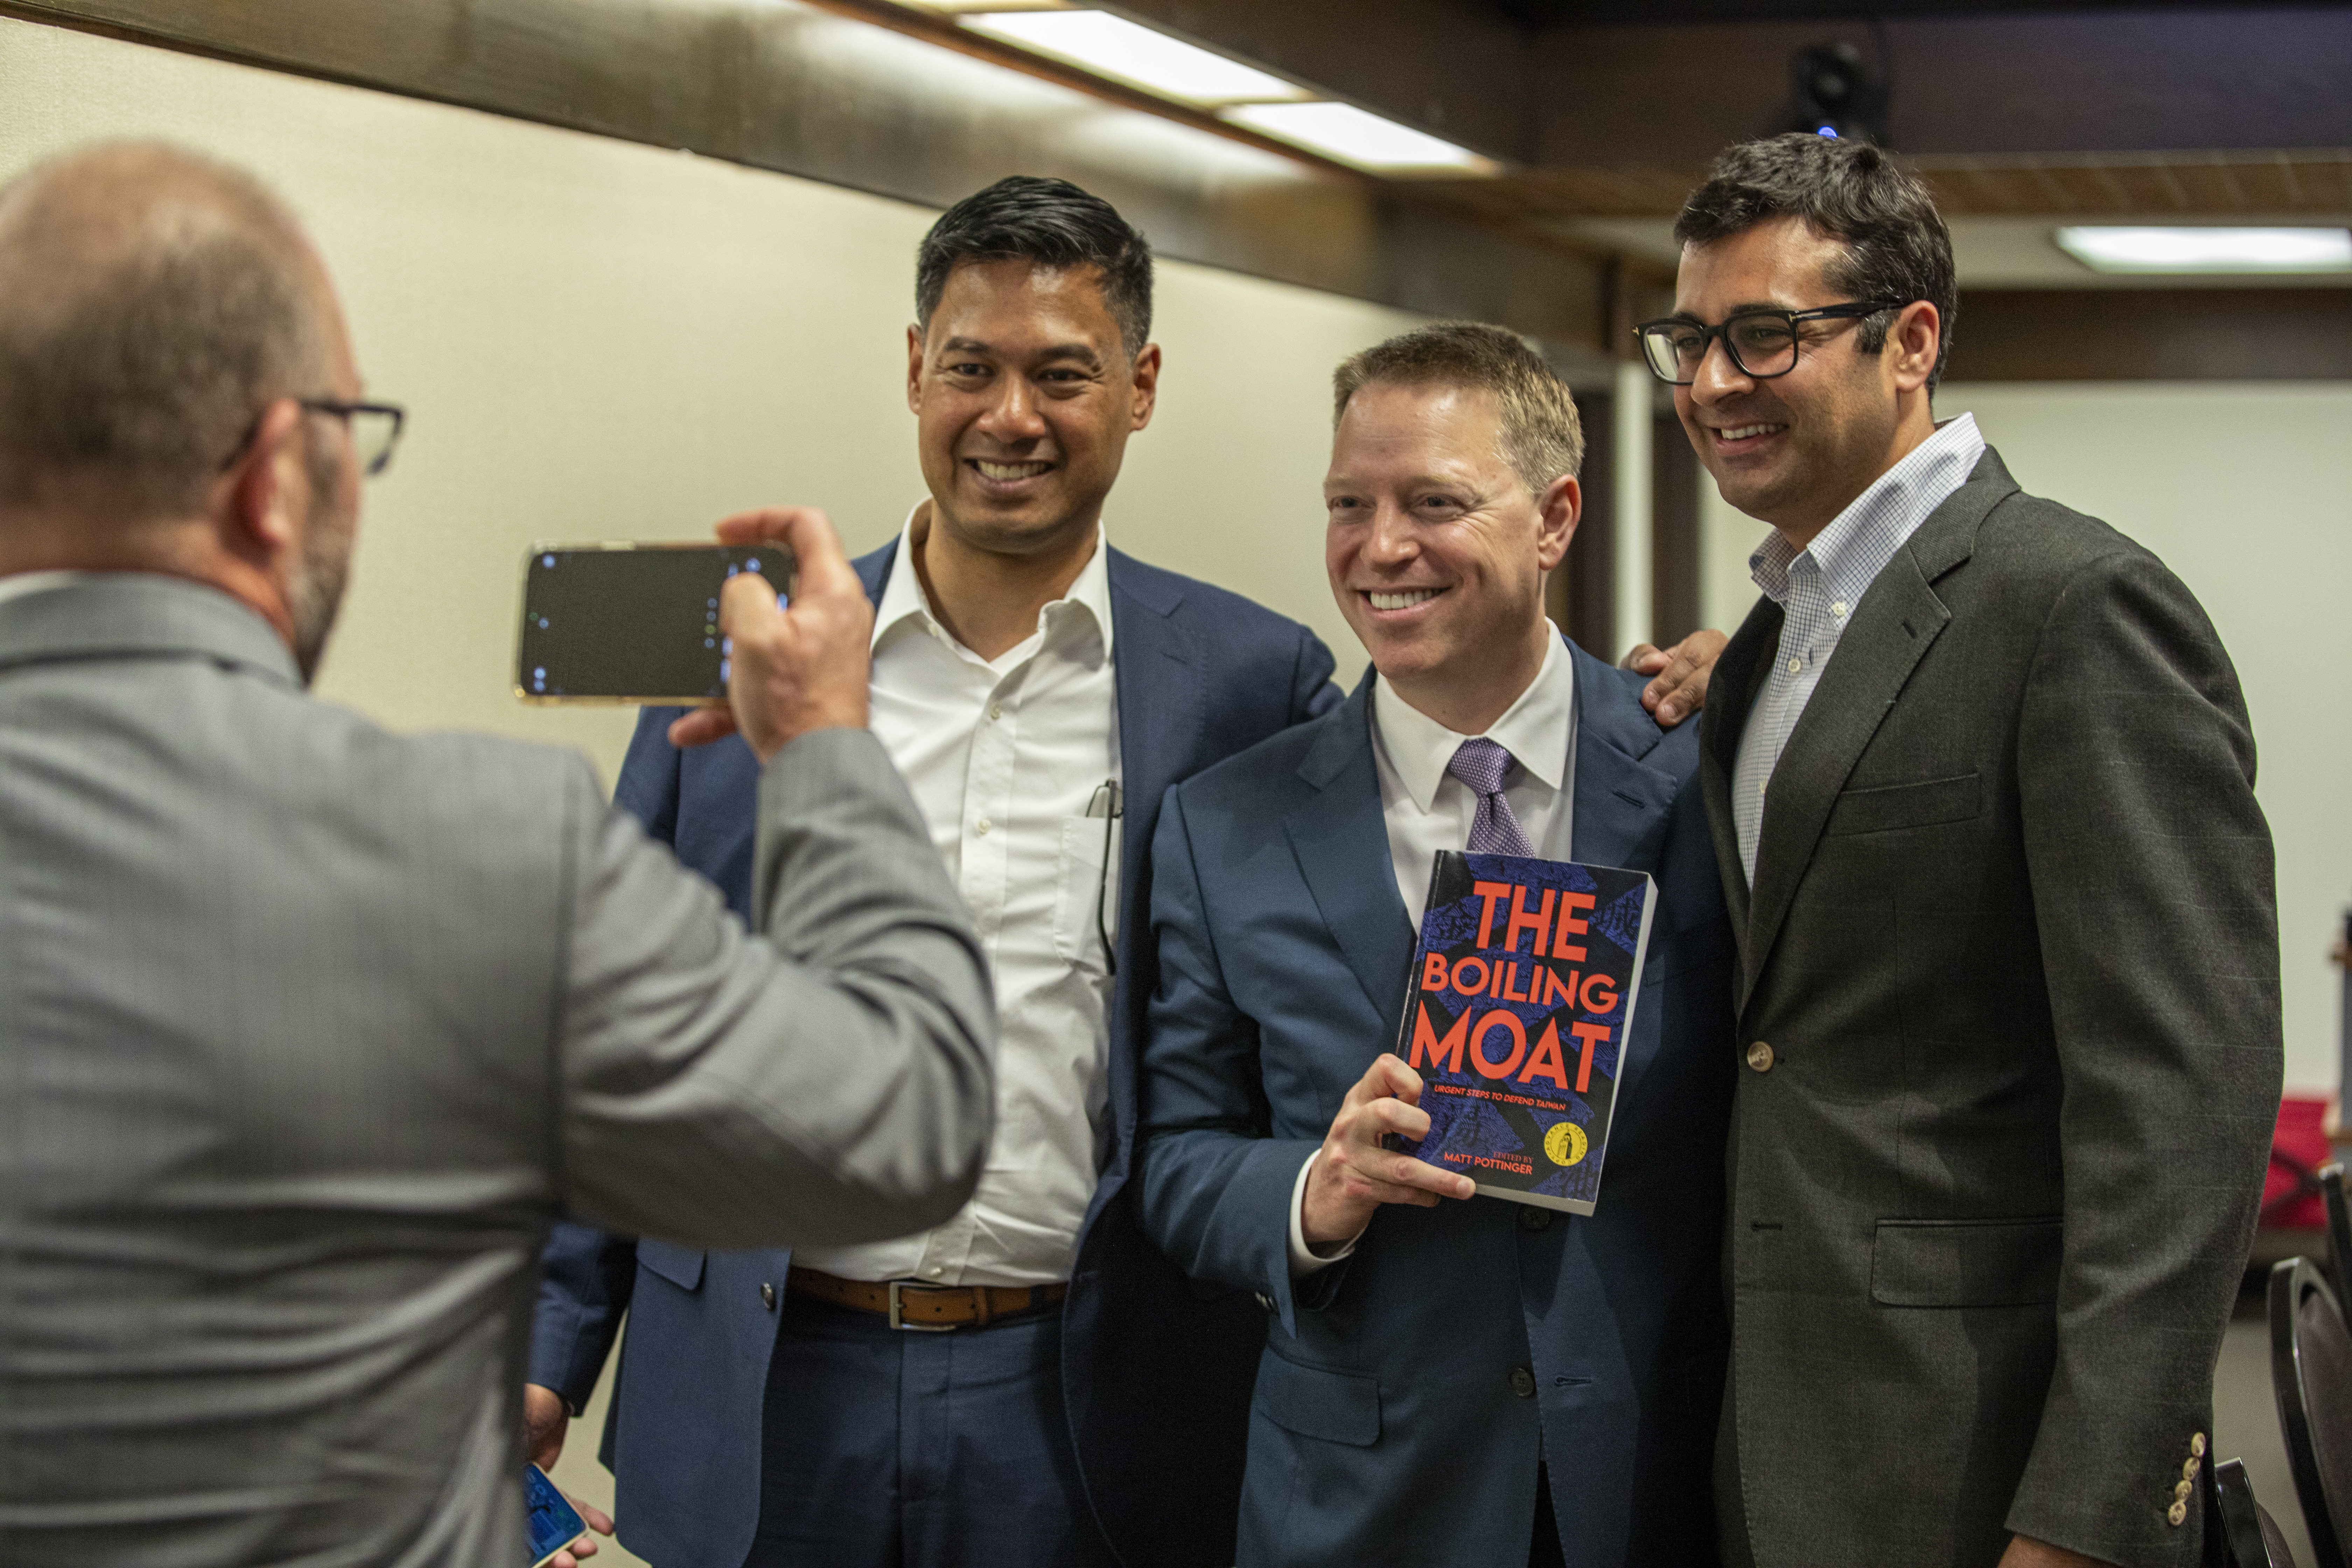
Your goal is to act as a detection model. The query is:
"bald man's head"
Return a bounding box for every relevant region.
[0,142,336,519]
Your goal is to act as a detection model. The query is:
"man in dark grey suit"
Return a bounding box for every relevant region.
[0,143,995,1567]
[1640,134,2281,1568]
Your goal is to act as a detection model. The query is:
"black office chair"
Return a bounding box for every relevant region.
[2320,1163,2352,1312]
[2214,1456,2304,1567]
[2271,1255,2352,1568]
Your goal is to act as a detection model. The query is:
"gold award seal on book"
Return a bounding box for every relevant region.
[1544,1121,1589,1168]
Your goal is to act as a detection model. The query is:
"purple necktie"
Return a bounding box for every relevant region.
[1448,737,1534,858]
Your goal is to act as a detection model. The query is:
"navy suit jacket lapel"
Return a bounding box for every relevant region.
[1566,642,1681,873]
[1287,669,1416,1021]
[854,538,894,608]
[1107,546,1200,930]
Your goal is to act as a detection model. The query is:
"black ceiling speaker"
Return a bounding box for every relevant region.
[1786,42,1889,146]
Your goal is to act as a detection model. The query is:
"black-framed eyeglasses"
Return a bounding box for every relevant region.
[1633,301,1904,385]
[218,397,407,477]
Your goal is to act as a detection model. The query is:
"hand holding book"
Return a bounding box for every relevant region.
[1300,1052,1477,1247]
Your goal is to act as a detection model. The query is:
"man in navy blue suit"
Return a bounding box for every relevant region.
[523,178,1339,1568]
[1138,323,1738,1566]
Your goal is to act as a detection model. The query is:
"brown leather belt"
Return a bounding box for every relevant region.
[786,1266,1068,1332]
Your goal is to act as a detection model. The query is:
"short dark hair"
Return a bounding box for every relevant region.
[1333,322,1583,495]
[0,142,326,517]
[915,176,1153,359]
[1673,133,1957,390]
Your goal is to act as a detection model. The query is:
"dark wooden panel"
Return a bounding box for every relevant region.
[1530,10,2352,169]
[1651,407,1700,646]
[1946,288,2352,382]
[1550,390,1616,656]
[0,0,1609,351]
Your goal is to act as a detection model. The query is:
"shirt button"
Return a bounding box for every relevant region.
[927,1266,945,1279]
[976,817,992,835]
[1832,600,1848,617]
[1786,657,1801,674]
[1518,1206,1552,1232]
[1746,1041,1775,1073]
[1756,780,1767,796]
[988,701,1003,721]
[759,1282,777,1311]
[1508,1367,1536,1399]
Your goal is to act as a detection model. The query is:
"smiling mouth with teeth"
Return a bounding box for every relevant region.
[1367,588,1442,611]
[972,459,1053,481]
[1716,423,1784,441]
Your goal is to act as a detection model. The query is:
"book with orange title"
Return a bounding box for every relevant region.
[1395,851,1656,1214]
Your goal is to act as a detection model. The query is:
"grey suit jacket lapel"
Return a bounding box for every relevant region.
[1741,448,2022,1001]
[1288,670,1415,1019]
[1700,595,1781,951]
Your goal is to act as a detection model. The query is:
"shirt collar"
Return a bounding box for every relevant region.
[872,501,1115,665]
[1749,411,1985,607]
[1372,630,1576,812]
[0,569,91,607]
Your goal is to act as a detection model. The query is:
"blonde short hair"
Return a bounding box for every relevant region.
[1332,321,1583,495]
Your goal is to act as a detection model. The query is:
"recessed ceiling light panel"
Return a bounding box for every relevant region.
[1220,101,1498,175]
[959,10,1307,106]
[2055,226,2352,274]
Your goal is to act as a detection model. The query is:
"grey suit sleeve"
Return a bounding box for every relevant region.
[2004,549,2281,1559]
[554,727,995,1251]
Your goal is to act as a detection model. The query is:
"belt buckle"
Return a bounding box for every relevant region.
[887,1280,959,1332]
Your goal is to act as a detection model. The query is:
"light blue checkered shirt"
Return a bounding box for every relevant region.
[1732,413,1985,888]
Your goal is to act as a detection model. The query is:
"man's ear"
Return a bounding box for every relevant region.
[220,397,305,565]
[905,323,926,415]
[1535,473,1581,573]
[1889,301,1940,393]
[1128,343,1162,432]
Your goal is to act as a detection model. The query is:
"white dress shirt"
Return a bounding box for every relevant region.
[1288,630,1580,1275]
[794,509,1119,1288]
[1732,413,1984,886]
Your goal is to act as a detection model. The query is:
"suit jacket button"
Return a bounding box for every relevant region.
[1508,1367,1536,1399]
[2183,1456,2201,1480]
[1518,1206,1552,1232]
[1746,1041,1775,1072]
[2192,1432,2207,1457]
[760,1282,777,1311]
[2168,1500,2188,1527]
[2174,1478,2192,1502]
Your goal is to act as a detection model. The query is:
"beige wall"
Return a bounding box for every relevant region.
[0,12,1409,794]
[1700,383,2352,1092]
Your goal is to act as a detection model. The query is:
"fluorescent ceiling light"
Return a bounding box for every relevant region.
[909,1,1069,12]
[959,10,1306,106]
[2055,225,2352,274]
[1221,101,1497,174]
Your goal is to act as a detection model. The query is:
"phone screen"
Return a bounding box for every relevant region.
[524,1463,588,1568]
[515,544,793,703]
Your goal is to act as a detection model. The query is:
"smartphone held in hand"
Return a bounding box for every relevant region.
[524,1463,588,1568]
[515,541,795,704]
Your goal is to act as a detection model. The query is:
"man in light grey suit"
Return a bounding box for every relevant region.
[1642,134,2281,1568]
[0,143,995,1568]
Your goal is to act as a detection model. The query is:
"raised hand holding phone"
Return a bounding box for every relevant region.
[668,506,875,759]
